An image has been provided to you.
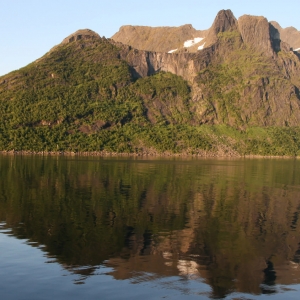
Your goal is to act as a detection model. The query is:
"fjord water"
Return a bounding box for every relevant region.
[1,155,300,299]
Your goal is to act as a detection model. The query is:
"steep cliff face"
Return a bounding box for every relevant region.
[270,21,300,50]
[111,10,300,127]
[114,41,214,82]
[238,15,279,56]
[111,10,238,81]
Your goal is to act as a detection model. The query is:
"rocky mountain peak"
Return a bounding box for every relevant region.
[203,9,238,47]
[61,29,101,45]
[210,9,238,35]
[48,29,101,53]
[238,15,277,55]
[238,16,298,55]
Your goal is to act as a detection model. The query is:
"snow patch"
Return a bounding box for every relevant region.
[198,42,206,50]
[193,37,204,44]
[294,47,300,51]
[168,49,178,53]
[184,37,204,48]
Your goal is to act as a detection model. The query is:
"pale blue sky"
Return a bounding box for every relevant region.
[1,0,299,76]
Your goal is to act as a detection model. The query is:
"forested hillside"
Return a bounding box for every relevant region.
[1,11,300,156]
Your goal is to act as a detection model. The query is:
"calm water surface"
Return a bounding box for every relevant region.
[1,155,300,299]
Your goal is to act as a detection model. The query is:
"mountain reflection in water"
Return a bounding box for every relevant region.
[1,155,300,299]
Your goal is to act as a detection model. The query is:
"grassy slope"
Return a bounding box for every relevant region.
[0,36,300,156]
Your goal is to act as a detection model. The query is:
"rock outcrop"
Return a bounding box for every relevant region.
[50,29,101,53]
[204,9,239,46]
[238,15,278,56]
[61,29,101,44]
[114,41,214,82]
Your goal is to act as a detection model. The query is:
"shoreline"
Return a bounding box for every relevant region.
[0,150,298,159]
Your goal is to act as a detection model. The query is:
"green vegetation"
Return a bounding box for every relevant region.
[0,37,300,156]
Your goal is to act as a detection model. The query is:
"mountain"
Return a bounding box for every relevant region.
[270,21,300,51]
[113,11,300,54]
[1,10,300,156]
[114,10,300,127]
[112,24,208,53]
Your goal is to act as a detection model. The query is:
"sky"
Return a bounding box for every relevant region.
[1,0,300,76]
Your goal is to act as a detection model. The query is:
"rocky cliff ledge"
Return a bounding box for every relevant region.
[112,10,300,82]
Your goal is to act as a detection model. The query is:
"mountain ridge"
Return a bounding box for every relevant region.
[1,9,300,156]
[112,10,300,54]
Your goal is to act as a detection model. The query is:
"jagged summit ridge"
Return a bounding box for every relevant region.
[112,9,299,56]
